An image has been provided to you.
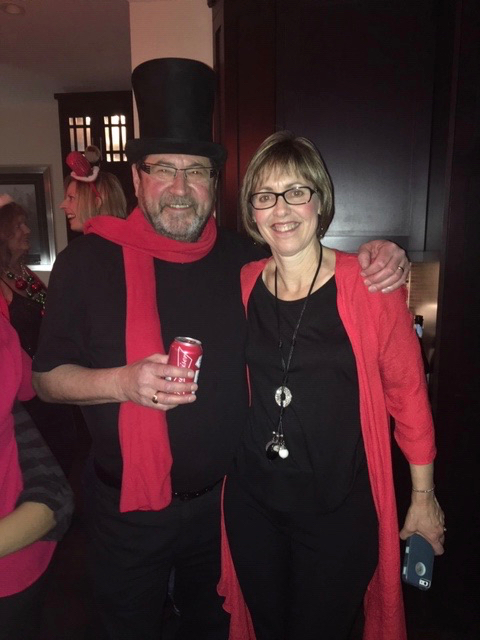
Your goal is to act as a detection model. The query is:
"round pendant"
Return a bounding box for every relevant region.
[278,446,289,459]
[275,385,292,407]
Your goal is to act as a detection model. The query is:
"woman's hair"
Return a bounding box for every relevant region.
[0,201,29,268]
[240,131,334,245]
[64,171,127,227]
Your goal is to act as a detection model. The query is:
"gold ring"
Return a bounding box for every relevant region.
[397,265,405,273]
[152,393,159,405]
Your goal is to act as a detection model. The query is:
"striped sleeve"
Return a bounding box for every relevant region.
[13,401,75,541]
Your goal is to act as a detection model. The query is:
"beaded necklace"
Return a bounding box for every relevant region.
[3,264,46,315]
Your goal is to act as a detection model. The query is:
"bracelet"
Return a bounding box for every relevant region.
[412,486,435,493]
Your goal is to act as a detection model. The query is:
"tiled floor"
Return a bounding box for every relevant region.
[38,427,480,639]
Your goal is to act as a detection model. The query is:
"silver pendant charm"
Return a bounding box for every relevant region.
[266,432,280,460]
[275,385,292,407]
[265,432,289,460]
[266,441,279,460]
[278,444,289,459]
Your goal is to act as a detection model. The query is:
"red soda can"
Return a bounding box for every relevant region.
[167,337,203,392]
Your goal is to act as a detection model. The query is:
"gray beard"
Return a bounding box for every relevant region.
[139,196,211,243]
[144,209,208,242]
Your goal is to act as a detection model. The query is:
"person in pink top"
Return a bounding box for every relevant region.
[0,299,60,640]
[220,131,446,640]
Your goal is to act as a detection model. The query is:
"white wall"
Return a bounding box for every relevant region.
[0,68,68,284]
[129,0,212,69]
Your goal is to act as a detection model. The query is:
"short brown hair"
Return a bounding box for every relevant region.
[0,201,29,268]
[64,171,127,227]
[240,131,334,245]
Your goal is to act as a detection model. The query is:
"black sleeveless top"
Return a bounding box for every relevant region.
[230,275,368,514]
[9,289,43,357]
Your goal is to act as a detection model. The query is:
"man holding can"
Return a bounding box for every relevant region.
[32,59,409,640]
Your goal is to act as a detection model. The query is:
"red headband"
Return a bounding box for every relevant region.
[65,151,102,200]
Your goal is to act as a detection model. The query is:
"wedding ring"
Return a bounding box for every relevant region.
[397,265,405,273]
[152,393,159,405]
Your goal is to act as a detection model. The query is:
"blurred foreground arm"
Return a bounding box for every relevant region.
[0,502,55,558]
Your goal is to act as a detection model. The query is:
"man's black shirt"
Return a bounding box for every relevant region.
[33,229,263,492]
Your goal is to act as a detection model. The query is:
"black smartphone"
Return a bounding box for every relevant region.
[402,533,434,590]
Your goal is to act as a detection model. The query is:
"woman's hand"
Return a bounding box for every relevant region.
[399,492,446,555]
[357,239,410,292]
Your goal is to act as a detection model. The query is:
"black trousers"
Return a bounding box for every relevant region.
[87,474,229,640]
[0,566,50,640]
[224,472,379,640]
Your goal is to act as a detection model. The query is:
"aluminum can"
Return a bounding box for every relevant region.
[167,337,203,391]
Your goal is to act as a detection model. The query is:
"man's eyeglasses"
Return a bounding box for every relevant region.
[140,162,217,185]
[249,186,318,210]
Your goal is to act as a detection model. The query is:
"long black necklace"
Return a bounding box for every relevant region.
[266,243,323,460]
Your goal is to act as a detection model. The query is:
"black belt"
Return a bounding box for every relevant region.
[93,461,222,502]
[172,479,222,501]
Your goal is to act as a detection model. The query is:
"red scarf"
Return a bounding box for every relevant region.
[85,207,217,512]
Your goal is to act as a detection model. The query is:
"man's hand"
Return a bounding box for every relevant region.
[33,356,197,411]
[114,353,197,411]
[357,239,410,293]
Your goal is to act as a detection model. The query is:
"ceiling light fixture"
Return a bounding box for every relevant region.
[0,3,26,15]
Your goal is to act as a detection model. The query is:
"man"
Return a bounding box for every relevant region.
[33,59,408,640]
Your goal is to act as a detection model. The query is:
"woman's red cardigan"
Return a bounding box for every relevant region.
[219,251,436,640]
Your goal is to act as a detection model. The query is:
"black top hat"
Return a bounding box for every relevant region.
[125,58,227,167]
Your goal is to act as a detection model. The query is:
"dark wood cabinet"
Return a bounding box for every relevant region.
[212,0,437,256]
[212,0,276,231]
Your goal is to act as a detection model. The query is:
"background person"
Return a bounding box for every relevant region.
[221,131,445,640]
[0,198,76,475]
[32,59,410,640]
[61,147,127,233]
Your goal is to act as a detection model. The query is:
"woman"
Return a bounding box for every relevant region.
[0,198,47,340]
[0,199,76,475]
[60,150,127,232]
[221,132,445,640]
[0,302,73,640]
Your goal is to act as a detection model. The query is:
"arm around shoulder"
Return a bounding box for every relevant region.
[357,239,410,292]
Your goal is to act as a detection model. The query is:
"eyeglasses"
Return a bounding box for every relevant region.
[249,186,318,210]
[140,162,217,185]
